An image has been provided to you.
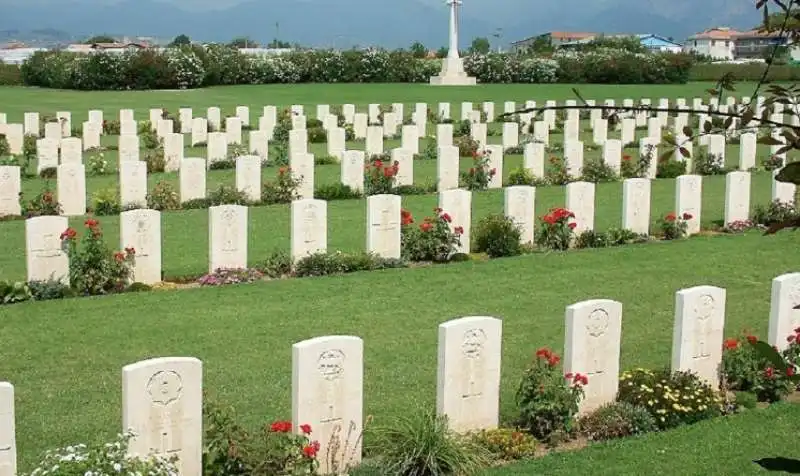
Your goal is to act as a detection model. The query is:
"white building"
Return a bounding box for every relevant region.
[683,27,738,60]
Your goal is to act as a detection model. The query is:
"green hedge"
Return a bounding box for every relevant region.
[0,61,22,86]
[18,46,695,90]
[689,62,800,82]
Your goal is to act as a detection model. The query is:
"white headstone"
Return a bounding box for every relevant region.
[437,316,502,433]
[343,104,356,124]
[289,129,308,156]
[290,153,315,200]
[769,273,800,351]
[44,122,62,141]
[724,171,751,226]
[249,130,269,162]
[602,139,622,174]
[225,117,242,145]
[523,142,545,178]
[366,194,401,259]
[56,111,71,137]
[565,181,595,233]
[439,189,471,254]
[235,106,250,127]
[0,166,21,216]
[436,124,453,147]
[82,121,101,150]
[207,107,221,131]
[675,175,702,235]
[26,215,69,283]
[592,118,608,145]
[533,121,549,146]
[292,336,363,474]
[208,205,248,272]
[119,135,140,163]
[341,150,365,192]
[392,148,414,187]
[120,209,162,284]
[502,122,519,149]
[0,382,16,476]
[4,124,23,155]
[290,199,327,260]
[120,120,137,136]
[772,169,796,205]
[59,137,83,165]
[504,185,535,244]
[120,109,135,124]
[437,145,459,192]
[149,109,162,131]
[163,133,184,173]
[179,108,193,134]
[564,140,584,178]
[235,156,261,202]
[207,132,228,166]
[119,161,147,209]
[366,126,384,157]
[23,112,39,137]
[622,178,651,235]
[353,113,368,139]
[57,163,86,216]
[191,118,208,146]
[156,119,173,139]
[401,125,420,154]
[672,286,726,387]
[327,127,346,161]
[122,357,202,476]
[36,138,59,172]
[739,133,756,170]
[180,158,207,203]
[470,123,487,148]
[640,137,659,179]
[565,299,623,413]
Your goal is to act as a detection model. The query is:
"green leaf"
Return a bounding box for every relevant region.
[682,126,693,137]
[703,120,712,133]
[775,162,800,184]
[723,116,733,129]
[679,147,691,159]
[758,136,784,146]
[751,341,788,372]
[657,150,673,163]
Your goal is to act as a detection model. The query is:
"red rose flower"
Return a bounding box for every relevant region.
[565,372,574,380]
[401,209,414,226]
[746,335,758,345]
[622,155,631,161]
[788,334,796,343]
[535,347,551,359]
[442,213,452,223]
[490,168,497,176]
[787,366,796,377]
[682,212,693,220]
[765,367,775,379]
[113,252,125,263]
[300,424,312,435]
[723,338,739,350]
[665,212,676,222]
[278,166,289,175]
[85,218,99,228]
[60,228,77,240]
[302,444,318,458]
[374,159,383,168]
[568,222,577,230]
[270,421,292,433]
[547,355,560,367]
[420,222,433,232]
[383,167,394,178]
[454,226,464,235]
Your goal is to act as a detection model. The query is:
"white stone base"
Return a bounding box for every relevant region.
[429,55,477,86]
[429,74,477,86]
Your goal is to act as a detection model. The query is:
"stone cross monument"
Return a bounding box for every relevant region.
[429,0,477,86]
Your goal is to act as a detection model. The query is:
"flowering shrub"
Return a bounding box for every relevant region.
[534,208,576,251]
[460,150,496,191]
[27,431,178,476]
[578,402,657,441]
[659,211,691,239]
[723,219,755,233]
[246,420,320,475]
[721,333,794,402]
[455,135,479,157]
[400,208,463,262]
[752,200,798,227]
[197,268,264,286]
[620,149,653,179]
[147,181,181,211]
[545,155,571,185]
[91,187,122,216]
[86,150,109,176]
[21,48,690,90]
[0,134,9,157]
[261,166,302,204]
[21,183,62,217]
[468,428,537,462]
[763,153,785,171]
[516,347,586,442]
[617,368,722,429]
[61,219,135,295]
[580,157,618,183]
[364,158,398,195]
[692,150,726,175]
[783,328,800,381]
[472,214,523,257]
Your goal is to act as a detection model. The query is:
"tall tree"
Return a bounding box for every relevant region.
[469,37,491,54]
[228,37,258,48]
[83,35,116,44]
[170,34,191,46]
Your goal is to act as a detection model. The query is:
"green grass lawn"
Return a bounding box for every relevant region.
[0,82,767,121]
[2,231,799,470]
[491,402,800,475]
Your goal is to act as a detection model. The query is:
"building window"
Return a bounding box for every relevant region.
[724,40,729,46]
[694,40,697,47]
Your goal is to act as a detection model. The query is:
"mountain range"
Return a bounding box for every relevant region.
[0,0,764,48]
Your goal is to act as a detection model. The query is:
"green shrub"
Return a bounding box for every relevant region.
[39,167,57,179]
[580,157,618,183]
[401,208,463,262]
[0,61,22,86]
[455,135,479,157]
[141,130,160,149]
[535,207,576,251]
[22,183,62,217]
[261,167,302,204]
[208,158,236,170]
[516,347,586,442]
[294,251,406,277]
[254,250,294,278]
[574,229,609,249]
[86,150,109,176]
[197,268,264,286]
[721,333,793,402]
[144,147,166,173]
[0,134,9,157]
[146,181,180,211]
[617,368,722,429]
[473,214,522,258]
[125,282,153,293]
[62,219,135,296]
[733,391,759,410]
[394,183,436,196]
[28,278,75,301]
[91,187,121,216]
[692,149,727,175]
[460,151,497,191]
[578,402,658,441]
[752,200,798,227]
[689,62,800,82]
[657,158,688,178]
[506,167,539,186]
[314,183,362,201]
[413,140,437,161]
[207,185,250,206]
[0,281,33,304]
[314,154,339,165]
[468,428,537,462]
[364,410,490,476]
[307,126,327,143]
[606,227,646,246]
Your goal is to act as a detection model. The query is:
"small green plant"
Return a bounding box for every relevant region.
[545,155,571,185]
[103,119,121,135]
[365,410,490,476]
[254,250,294,278]
[455,135,479,157]
[144,147,166,173]
[28,277,75,301]
[413,140,437,161]
[22,183,62,217]
[578,402,658,441]
[401,208,463,262]
[752,200,798,227]
[39,167,57,179]
[86,150,109,176]
[294,251,406,278]
[0,134,9,157]
[620,151,651,179]
[314,183,362,201]
[314,154,338,165]
[580,157,618,183]
[473,214,522,258]
[197,268,264,286]
[261,166,302,204]
[606,227,646,246]
[0,281,32,304]
[692,150,726,176]
[763,153,784,171]
[207,185,250,206]
[617,368,722,429]
[146,181,180,211]
[141,130,160,149]
[722,333,794,402]
[364,157,398,196]
[468,428,537,462]
[574,229,609,249]
[460,150,497,191]
[307,126,327,143]
[209,158,236,170]
[61,219,136,295]
[658,211,691,239]
[534,207,576,251]
[516,347,586,442]
[657,158,688,178]
[506,167,539,186]
[91,187,121,216]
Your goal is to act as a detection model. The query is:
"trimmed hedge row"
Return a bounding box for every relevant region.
[689,62,800,82]
[0,61,21,86]
[18,46,695,90]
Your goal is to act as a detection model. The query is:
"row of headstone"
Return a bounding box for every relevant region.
[3,272,799,475]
